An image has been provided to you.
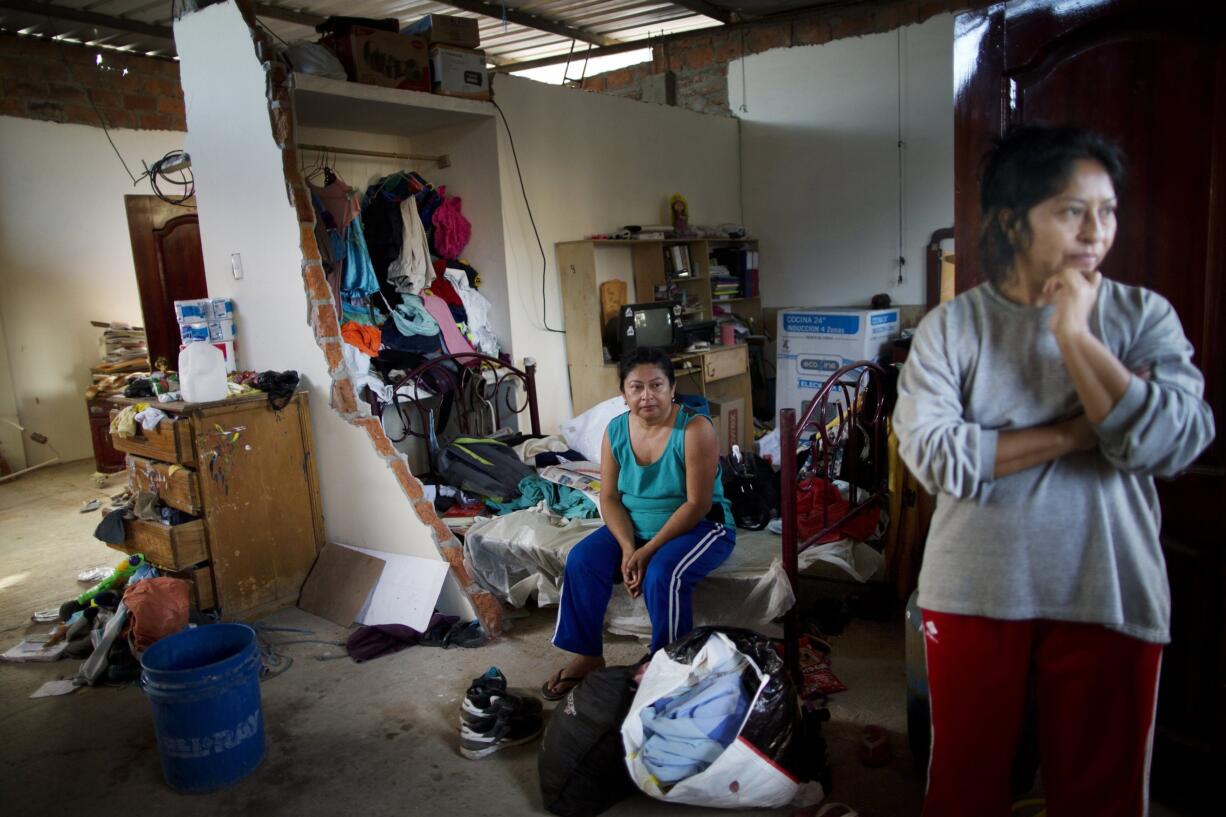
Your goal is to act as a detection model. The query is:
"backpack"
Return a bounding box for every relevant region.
[539,665,640,817]
[720,446,779,530]
[434,436,535,500]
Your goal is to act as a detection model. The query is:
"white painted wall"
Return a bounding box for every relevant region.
[732,14,954,310]
[0,309,25,471]
[491,74,741,432]
[0,116,184,465]
[173,1,472,616]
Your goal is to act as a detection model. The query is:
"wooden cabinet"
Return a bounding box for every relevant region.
[86,397,126,473]
[106,391,324,620]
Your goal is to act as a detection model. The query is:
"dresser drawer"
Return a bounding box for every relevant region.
[108,518,208,570]
[110,411,195,465]
[126,455,202,514]
[703,346,748,383]
[162,564,217,611]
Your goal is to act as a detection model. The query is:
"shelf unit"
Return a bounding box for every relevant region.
[630,238,762,331]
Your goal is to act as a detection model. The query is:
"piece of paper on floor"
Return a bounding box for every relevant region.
[31,679,79,698]
[338,544,449,632]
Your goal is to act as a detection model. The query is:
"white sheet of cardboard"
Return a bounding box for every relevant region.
[338,544,450,632]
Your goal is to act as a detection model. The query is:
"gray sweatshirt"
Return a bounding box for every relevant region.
[894,280,1215,643]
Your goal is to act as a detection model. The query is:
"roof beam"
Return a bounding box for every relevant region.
[668,1,735,25]
[439,0,622,47]
[0,0,174,41]
[251,3,325,29]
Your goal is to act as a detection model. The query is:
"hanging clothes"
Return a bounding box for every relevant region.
[389,294,439,336]
[421,293,477,358]
[387,195,435,295]
[432,193,472,260]
[443,268,499,357]
[342,212,380,297]
[314,173,360,234]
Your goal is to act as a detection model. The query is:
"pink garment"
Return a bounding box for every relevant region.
[314,175,360,232]
[432,194,472,260]
[421,293,476,360]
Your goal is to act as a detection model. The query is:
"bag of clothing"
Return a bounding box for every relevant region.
[720,447,779,530]
[622,627,826,810]
[538,664,641,817]
[122,577,189,655]
[435,436,535,500]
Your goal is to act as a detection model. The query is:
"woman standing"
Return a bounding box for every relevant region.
[894,125,1215,816]
[542,348,735,700]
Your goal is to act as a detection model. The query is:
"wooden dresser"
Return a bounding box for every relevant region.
[106,391,324,620]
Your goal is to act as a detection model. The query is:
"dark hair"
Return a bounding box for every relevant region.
[617,347,675,390]
[979,124,1126,283]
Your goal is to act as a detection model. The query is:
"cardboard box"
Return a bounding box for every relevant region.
[404,14,480,49]
[429,45,490,100]
[174,299,210,323]
[207,318,236,342]
[776,307,899,420]
[179,321,210,344]
[327,28,430,91]
[709,396,745,457]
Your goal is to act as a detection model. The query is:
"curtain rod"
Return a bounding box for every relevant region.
[298,143,451,169]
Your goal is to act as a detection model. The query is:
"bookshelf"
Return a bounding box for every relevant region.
[635,238,762,333]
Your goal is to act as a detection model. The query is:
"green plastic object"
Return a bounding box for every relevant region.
[76,553,145,605]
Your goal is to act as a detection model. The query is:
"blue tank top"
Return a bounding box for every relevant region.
[608,405,735,541]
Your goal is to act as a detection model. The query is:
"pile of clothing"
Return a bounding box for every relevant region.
[310,167,502,406]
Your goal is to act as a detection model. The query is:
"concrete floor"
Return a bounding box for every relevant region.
[0,461,1181,816]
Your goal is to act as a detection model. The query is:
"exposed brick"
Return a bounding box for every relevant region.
[157,94,185,115]
[270,104,293,147]
[794,19,833,46]
[137,111,181,130]
[303,262,332,301]
[874,2,908,31]
[668,53,685,73]
[62,104,100,125]
[124,92,157,111]
[389,458,425,500]
[604,69,633,90]
[831,14,875,40]
[310,302,339,338]
[331,377,358,414]
[321,339,344,374]
[0,97,21,116]
[86,88,123,109]
[293,187,316,224]
[99,108,137,129]
[685,46,714,71]
[0,55,26,78]
[747,23,790,54]
[581,75,606,92]
[34,60,71,82]
[282,148,304,188]
[715,36,743,63]
[439,545,472,586]
[299,223,321,262]
[7,77,48,97]
[353,417,395,457]
[469,592,503,640]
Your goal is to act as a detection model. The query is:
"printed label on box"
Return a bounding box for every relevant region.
[782,312,861,335]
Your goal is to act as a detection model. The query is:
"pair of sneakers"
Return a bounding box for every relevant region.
[459,667,545,760]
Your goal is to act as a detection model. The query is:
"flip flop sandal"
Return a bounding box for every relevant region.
[540,669,583,702]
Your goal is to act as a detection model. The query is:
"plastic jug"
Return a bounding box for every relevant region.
[179,343,227,403]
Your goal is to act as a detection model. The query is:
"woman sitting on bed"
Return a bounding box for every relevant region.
[541,347,736,700]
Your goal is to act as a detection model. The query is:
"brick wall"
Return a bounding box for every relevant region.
[0,32,185,131]
[578,0,991,116]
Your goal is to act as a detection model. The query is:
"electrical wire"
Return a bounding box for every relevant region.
[895,27,905,286]
[490,77,565,334]
[143,150,196,206]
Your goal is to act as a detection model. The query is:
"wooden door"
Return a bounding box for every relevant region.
[954,1,1224,807]
[124,196,206,370]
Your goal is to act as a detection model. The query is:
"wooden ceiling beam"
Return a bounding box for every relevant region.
[439,0,623,47]
[0,0,174,41]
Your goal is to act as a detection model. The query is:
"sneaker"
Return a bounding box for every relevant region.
[461,667,541,727]
[459,697,544,759]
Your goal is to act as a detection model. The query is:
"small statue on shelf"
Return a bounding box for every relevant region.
[669,193,694,238]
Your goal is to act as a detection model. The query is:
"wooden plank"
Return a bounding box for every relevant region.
[162,564,217,611]
[126,455,202,514]
[192,395,324,619]
[702,344,748,383]
[108,518,208,570]
[558,242,608,412]
[109,411,195,465]
[298,543,386,627]
[599,280,628,326]
[631,242,665,302]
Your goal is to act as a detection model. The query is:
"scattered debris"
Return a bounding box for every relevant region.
[30,679,80,698]
[77,565,112,583]
[80,498,103,513]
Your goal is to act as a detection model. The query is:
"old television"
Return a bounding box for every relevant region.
[604,301,682,359]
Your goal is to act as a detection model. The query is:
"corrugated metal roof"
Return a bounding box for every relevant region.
[0,1,736,63]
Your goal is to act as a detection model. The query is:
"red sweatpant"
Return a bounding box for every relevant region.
[920,610,1162,817]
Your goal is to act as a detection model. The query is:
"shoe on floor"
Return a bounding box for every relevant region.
[460,697,544,760]
[461,690,542,727]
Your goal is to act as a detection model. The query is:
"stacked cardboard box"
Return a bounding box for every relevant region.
[174,298,237,373]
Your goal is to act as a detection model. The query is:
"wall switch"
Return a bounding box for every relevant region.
[230,253,244,280]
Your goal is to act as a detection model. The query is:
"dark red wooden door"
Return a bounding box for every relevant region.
[954,1,1224,807]
[124,196,206,370]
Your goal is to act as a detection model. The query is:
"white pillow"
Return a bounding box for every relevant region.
[560,395,627,464]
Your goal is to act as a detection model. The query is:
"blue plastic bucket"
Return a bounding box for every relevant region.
[140,623,265,793]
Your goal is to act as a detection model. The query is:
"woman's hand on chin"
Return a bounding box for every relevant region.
[1045,267,1101,338]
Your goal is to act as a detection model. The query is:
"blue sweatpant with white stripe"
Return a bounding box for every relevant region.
[553,521,735,656]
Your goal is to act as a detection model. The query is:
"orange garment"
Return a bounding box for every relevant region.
[341,321,381,357]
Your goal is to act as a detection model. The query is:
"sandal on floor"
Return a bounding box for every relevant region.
[540,669,583,701]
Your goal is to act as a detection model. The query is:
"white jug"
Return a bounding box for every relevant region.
[179,342,228,403]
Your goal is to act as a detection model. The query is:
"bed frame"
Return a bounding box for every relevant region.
[366,352,542,443]
[778,361,891,684]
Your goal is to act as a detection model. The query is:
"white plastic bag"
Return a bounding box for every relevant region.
[622,630,825,809]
